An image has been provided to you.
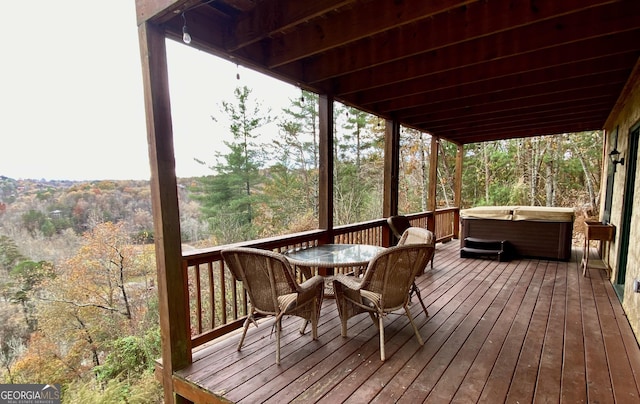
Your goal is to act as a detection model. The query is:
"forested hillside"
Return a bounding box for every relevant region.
[0,177,166,401]
[0,88,603,402]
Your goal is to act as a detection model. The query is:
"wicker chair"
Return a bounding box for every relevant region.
[397,227,436,317]
[221,247,325,365]
[332,244,435,361]
[387,215,411,240]
[388,215,435,269]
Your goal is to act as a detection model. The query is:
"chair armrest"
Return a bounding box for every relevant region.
[333,274,363,290]
[299,275,325,290]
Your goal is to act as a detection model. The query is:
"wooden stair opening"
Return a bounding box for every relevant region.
[460,237,509,262]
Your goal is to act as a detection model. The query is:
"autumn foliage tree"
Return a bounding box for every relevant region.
[10,222,158,387]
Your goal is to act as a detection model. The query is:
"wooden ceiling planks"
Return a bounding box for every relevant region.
[141,0,640,144]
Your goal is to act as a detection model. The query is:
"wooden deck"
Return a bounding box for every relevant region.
[173,241,640,403]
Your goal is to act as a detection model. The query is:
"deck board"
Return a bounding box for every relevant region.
[500,261,554,403]
[431,260,540,402]
[581,260,615,403]
[535,260,565,402]
[460,260,546,403]
[400,260,523,403]
[593,266,639,402]
[173,241,640,403]
[560,257,588,404]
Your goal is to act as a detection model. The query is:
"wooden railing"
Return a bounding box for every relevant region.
[182,208,458,349]
[182,229,327,348]
[432,206,458,242]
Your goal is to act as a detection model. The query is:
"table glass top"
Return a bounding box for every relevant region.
[285,244,386,267]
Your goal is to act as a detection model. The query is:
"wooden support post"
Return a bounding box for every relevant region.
[319,94,334,244]
[427,136,438,233]
[453,143,463,239]
[383,119,401,246]
[138,21,191,404]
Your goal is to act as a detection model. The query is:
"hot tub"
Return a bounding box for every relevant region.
[460,206,575,261]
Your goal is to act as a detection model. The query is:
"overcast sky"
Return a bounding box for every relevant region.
[0,1,299,181]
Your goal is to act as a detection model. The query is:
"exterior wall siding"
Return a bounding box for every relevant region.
[602,61,640,339]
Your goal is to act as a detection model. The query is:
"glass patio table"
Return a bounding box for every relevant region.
[284,243,387,297]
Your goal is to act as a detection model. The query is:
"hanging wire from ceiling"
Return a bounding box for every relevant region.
[179,0,217,44]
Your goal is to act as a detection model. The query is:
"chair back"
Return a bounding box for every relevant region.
[222,247,298,313]
[387,215,412,239]
[360,244,434,310]
[398,227,435,247]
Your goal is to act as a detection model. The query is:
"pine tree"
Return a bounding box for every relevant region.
[193,86,272,243]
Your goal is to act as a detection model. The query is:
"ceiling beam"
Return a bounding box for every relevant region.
[136,0,199,25]
[369,56,635,114]
[424,102,613,131]
[414,101,613,140]
[429,109,611,136]
[333,8,640,99]
[404,86,619,125]
[394,73,627,120]
[229,0,358,51]
[303,0,620,84]
[262,0,476,68]
[348,33,639,106]
[441,122,601,144]
[444,118,606,141]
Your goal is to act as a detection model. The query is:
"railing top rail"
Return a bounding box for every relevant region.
[432,206,459,214]
[333,218,387,234]
[182,209,459,265]
[182,229,325,266]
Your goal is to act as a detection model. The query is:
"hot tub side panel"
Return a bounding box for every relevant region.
[460,218,573,261]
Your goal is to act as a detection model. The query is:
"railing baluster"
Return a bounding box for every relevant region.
[207,261,214,329]
[219,261,226,324]
[195,264,202,334]
[231,266,238,320]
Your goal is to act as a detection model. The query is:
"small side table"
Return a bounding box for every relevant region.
[582,221,615,276]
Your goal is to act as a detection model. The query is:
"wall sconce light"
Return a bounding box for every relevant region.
[609,147,624,171]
